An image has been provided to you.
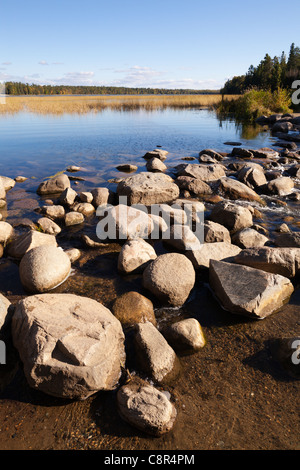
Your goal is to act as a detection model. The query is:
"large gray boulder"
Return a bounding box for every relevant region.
[117,172,179,205]
[209,260,294,319]
[204,220,231,244]
[143,253,195,306]
[117,377,177,436]
[37,174,70,195]
[266,177,294,196]
[217,177,264,203]
[12,293,125,399]
[179,163,225,181]
[19,246,71,293]
[231,227,269,249]
[186,242,241,269]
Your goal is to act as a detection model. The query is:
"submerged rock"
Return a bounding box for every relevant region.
[117,377,177,436]
[209,259,294,319]
[112,291,156,328]
[12,293,126,399]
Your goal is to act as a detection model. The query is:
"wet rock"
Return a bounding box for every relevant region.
[19,245,71,293]
[0,180,6,200]
[7,230,57,259]
[116,164,138,173]
[276,223,290,233]
[146,157,167,172]
[198,154,218,164]
[161,318,206,355]
[79,192,93,203]
[92,187,115,207]
[66,165,81,172]
[217,177,264,203]
[143,149,168,161]
[179,163,225,182]
[59,187,78,206]
[117,377,177,436]
[199,149,223,161]
[252,148,279,159]
[81,234,107,248]
[209,260,294,319]
[272,121,294,133]
[175,176,212,196]
[42,204,65,220]
[231,227,269,249]
[231,147,254,159]
[37,174,70,195]
[112,291,156,328]
[0,176,15,191]
[118,238,157,273]
[237,166,267,189]
[65,248,81,263]
[274,231,300,248]
[117,172,179,205]
[143,253,195,307]
[186,242,241,269]
[72,202,95,217]
[209,201,253,233]
[0,294,11,332]
[0,221,14,244]
[204,220,231,244]
[12,293,126,399]
[266,177,294,196]
[134,321,180,383]
[14,176,28,183]
[65,211,85,226]
[233,247,300,278]
[37,217,61,235]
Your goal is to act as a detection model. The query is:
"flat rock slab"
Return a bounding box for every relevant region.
[12,293,125,399]
[186,242,241,269]
[209,259,294,319]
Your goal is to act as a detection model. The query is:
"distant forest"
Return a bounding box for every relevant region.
[221,43,300,94]
[4,83,220,96]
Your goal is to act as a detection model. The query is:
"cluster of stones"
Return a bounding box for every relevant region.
[0,135,300,436]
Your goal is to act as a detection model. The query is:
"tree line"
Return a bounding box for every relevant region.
[221,43,300,94]
[4,83,220,96]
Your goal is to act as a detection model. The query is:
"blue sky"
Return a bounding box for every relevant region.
[0,0,299,90]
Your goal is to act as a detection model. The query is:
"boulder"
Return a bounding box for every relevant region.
[117,172,179,205]
[161,318,206,355]
[209,201,253,233]
[65,248,81,263]
[237,166,267,189]
[274,231,300,248]
[37,174,70,195]
[186,242,241,269]
[231,147,254,159]
[19,246,71,293]
[266,177,294,196]
[175,176,212,196]
[79,192,93,203]
[112,291,156,328]
[217,177,263,203]
[92,187,115,207]
[8,230,57,259]
[118,238,157,273]
[0,294,11,332]
[204,220,231,244]
[42,205,65,220]
[72,202,95,217]
[65,211,85,226]
[134,321,180,383]
[146,157,167,172]
[231,227,269,249]
[199,149,223,161]
[143,253,195,306]
[0,221,14,244]
[143,149,168,161]
[12,293,125,399]
[59,187,78,206]
[165,224,202,251]
[209,260,294,319]
[37,217,61,235]
[178,163,225,182]
[233,247,300,278]
[0,176,15,191]
[117,377,177,436]
[116,164,138,173]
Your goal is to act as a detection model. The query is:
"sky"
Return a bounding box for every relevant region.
[0,0,299,90]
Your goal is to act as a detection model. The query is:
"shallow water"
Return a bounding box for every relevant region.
[0,107,299,450]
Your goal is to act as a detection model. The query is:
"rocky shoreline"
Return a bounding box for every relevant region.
[0,113,300,440]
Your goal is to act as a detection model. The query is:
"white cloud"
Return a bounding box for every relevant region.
[38,60,49,66]
[2,62,12,66]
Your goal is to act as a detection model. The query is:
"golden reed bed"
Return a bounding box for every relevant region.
[0,94,239,115]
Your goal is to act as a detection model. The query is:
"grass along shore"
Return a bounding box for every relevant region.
[0,94,239,115]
